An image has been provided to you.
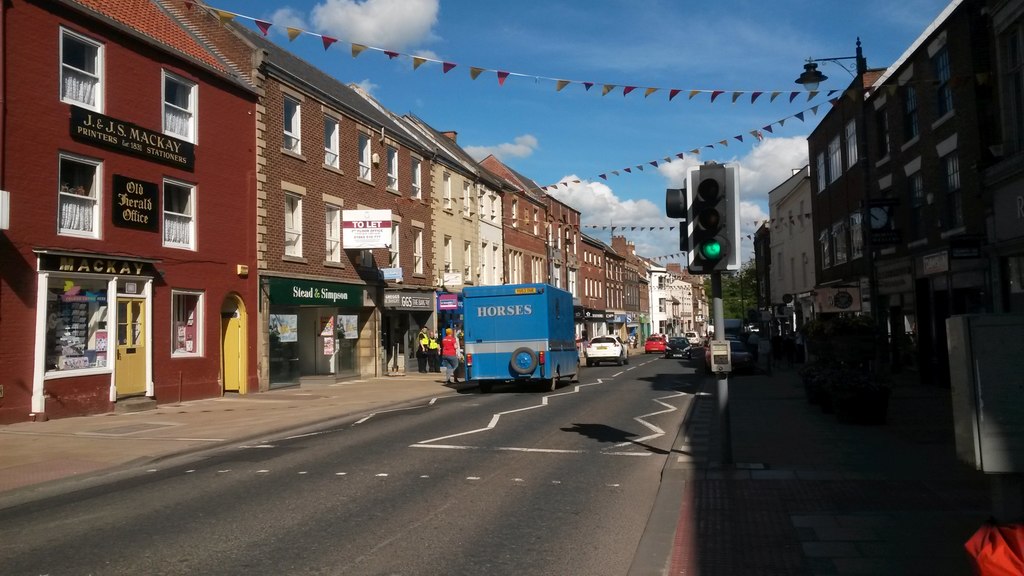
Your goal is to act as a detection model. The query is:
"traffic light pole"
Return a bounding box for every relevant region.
[711,270,732,466]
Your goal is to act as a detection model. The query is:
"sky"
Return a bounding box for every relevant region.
[201,0,952,265]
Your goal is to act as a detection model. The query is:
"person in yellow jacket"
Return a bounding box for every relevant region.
[416,327,430,373]
[427,330,441,372]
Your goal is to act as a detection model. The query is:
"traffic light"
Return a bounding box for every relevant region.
[664,187,688,251]
[686,162,739,274]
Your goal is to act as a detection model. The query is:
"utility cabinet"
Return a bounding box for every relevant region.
[947,314,1024,473]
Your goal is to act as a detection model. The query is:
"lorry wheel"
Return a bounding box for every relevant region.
[480,381,493,393]
[510,347,538,374]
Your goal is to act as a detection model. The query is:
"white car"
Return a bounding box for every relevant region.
[684,331,702,346]
[585,336,629,366]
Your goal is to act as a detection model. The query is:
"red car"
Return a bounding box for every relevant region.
[645,334,667,354]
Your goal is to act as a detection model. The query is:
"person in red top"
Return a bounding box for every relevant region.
[440,328,461,384]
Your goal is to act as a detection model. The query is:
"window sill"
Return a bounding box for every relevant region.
[874,154,890,168]
[171,352,204,359]
[386,188,400,196]
[281,148,306,162]
[931,110,954,130]
[939,226,966,240]
[324,260,346,269]
[907,238,928,250]
[358,177,374,187]
[44,366,113,380]
[162,243,196,251]
[323,164,344,176]
[283,254,307,264]
[900,135,920,153]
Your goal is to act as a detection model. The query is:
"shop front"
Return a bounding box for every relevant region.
[264,277,370,389]
[436,291,463,332]
[580,308,613,340]
[32,250,159,418]
[382,289,435,375]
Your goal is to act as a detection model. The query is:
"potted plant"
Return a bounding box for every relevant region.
[827,367,891,425]
[798,360,833,406]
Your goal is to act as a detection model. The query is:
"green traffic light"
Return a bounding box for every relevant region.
[699,240,722,260]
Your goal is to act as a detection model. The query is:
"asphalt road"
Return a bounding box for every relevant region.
[0,354,702,576]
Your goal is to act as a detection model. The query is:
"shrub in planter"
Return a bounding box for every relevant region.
[828,368,891,425]
[799,361,839,408]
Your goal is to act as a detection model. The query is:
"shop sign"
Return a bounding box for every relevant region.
[112,175,159,231]
[437,292,462,311]
[39,253,156,276]
[384,291,433,310]
[342,209,391,249]
[381,267,403,281]
[267,277,362,307]
[815,286,861,313]
[70,106,195,171]
[876,258,914,295]
[949,236,984,260]
[922,251,949,276]
[574,307,585,320]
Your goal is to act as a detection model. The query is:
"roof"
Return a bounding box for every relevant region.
[402,114,508,190]
[872,0,964,88]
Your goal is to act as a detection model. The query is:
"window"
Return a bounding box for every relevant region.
[325,205,341,262]
[58,154,100,237]
[389,222,400,267]
[844,119,858,167]
[819,230,831,269]
[444,235,452,271]
[44,277,109,372]
[828,135,841,183]
[462,182,471,215]
[413,228,423,274]
[815,152,827,192]
[163,180,195,249]
[464,240,472,281]
[909,173,925,240]
[943,153,963,228]
[60,28,102,110]
[358,133,371,180]
[875,108,890,158]
[902,85,919,140]
[511,199,519,227]
[443,173,452,209]
[1002,26,1024,153]
[934,46,953,117]
[411,158,422,199]
[284,193,302,256]
[283,96,301,154]
[832,220,848,264]
[163,71,196,142]
[387,146,398,191]
[850,212,864,260]
[324,116,339,168]
[172,291,203,355]
[533,208,539,235]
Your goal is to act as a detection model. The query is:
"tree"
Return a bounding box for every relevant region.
[695,258,757,321]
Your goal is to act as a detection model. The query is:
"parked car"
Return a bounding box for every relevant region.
[664,337,689,359]
[645,334,667,354]
[703,339,755,373]
[584,336,629,366]
[684,331,702,346]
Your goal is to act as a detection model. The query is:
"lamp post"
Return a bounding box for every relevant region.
[796,38,884,372]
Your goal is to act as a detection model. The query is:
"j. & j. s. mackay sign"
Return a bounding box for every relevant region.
[70,106,195,171]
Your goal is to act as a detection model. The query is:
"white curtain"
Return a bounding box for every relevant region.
[62,71,96,106]
[59,195,93,232]
[164,214,191,245]
[164,108,191,139]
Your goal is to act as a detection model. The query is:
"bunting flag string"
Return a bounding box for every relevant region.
[188,1,827,104]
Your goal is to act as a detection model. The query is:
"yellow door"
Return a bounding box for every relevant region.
[221,305,245,393]
[115,297,147,396]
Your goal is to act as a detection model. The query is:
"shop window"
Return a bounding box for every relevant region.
[163,179,195,249]
[45,277,109,372]
[172,290,203,355]
[58,153,100,238]
[163,71,196,142]
[324,116,339,168]
[60,28,102,111]
[283,96,301,154]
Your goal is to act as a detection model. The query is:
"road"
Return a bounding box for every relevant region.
[0,355,701,576]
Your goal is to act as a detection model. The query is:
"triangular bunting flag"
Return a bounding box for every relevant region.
[649,161,659,168]
[184,0,194,9]
[602,84,615,95]
[710,90,724,102]
[811,104,821,115]
[556,80,570,91]
[689,149,701,155]
[734,135,744,143]
[352,43,368,57]
[719,139,728,146]
[215,10,235,24]
[412,56,426,69]
[688,90,700,100]
[497,71,510,86]
[827,90,839,97]
[770,91,781,102]
[789,91,798,103]
[623,86,637,96]
[624,168,632,173]
[442,62,457,73]
[384,50,400,59]
[675,153,685,159]
[255,20,272,36]
[612,170,620,176]
[795,111,805,121]
[732,92,742,103]
[806,90,819,101]
[644,87,657,97]
[599,174,607,180]
[583,82,594,91]
[751,91,762,103]
[763,125,774,133]
[322,36,337,50]
[636,165,644,171]
[779,118,786,127]
[286,27,302,41]
[669,89,681,101]
[470,67,485,80]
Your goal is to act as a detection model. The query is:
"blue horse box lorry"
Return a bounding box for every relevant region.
[463,283,581,393]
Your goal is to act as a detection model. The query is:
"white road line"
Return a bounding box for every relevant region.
[613,390,689,448]
[409,443,649,456]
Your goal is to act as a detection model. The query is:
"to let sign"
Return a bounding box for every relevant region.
[342,209,392,249]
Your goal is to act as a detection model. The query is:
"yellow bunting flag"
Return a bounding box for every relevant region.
[214,10,235,24]
[352,44,368,57]
[286,27,301,41]
[412,57,427,70]
[556,80,570,92]
[470,67,485,80]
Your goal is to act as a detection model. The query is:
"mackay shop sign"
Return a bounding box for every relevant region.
[343,209,392,249]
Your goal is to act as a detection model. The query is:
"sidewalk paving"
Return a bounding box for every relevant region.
[660,364,992,576]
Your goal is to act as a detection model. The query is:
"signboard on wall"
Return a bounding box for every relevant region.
[112,175,159,231]
[70,106,195,171]
[342,209,392,249]
[815,286,861,313]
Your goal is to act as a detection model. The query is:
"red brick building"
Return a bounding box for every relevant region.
[479,155,548,285]
[0,0,259,423]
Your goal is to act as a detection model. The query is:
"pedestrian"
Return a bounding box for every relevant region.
[783,333,796,368]
[416,327,430,373]
[441,328,461,384]
[428,330,441,372]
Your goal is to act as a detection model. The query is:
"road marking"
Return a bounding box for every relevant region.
[256,469,269,474]
[409,443,648,456]
[238,444,276,449]
[612,390,689,448]
[376,473,389,477]
[336,472,347,476]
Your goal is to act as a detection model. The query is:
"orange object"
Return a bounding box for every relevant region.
[965,519,1024,576]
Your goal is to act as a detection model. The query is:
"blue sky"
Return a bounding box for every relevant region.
[202,0,951,264]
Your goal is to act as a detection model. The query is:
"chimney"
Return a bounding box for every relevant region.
[666,263,682,274]
[442,131,457,143]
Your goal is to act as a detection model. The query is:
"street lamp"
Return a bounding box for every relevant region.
[796,37,884,372]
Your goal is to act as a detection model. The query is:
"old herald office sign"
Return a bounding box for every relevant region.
[112,175,159,232]
[70,106,195,171]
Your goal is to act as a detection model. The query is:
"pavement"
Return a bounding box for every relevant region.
[0,363,996,575]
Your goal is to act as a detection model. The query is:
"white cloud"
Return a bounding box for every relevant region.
[735,136,810,201]
[353,78,379,95]
[268,7,309,32]
[464,135,539,161]
[309,0,439,49]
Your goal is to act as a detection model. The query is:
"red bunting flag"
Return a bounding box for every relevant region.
[751,91,762,103]
[442,62,457,74]
[322,36,337,50]
[623,86,636,96]
[384,50,400,59]
[789,91,799,103]
[669,89,681,101]
[710,90,724,102]
[255,20,272,36]
[497,71,510,86]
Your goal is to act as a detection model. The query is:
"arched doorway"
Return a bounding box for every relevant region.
[220,294,247,394]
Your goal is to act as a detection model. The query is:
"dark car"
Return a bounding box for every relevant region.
[664,337,689,359]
